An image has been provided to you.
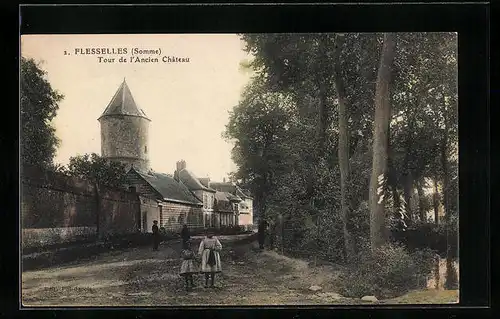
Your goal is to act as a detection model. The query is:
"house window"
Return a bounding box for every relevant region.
[203,194,207,209]
[144,146,148,153]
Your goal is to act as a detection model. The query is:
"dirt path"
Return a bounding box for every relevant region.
[22,238,458,306]
[22,237,353,306]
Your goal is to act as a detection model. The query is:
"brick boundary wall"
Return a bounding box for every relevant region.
[21,165,140,249]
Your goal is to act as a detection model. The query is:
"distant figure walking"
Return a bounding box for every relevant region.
[258,219,268,250]
[179,240,198,291]
[152,220,160,251]
[269,219,276,249]
[181,224,190,247]
[198,230,222,288]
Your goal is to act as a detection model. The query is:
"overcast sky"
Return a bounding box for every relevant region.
[21,34,253,181]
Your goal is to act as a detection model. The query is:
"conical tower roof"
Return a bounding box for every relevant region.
[98,78,151,121]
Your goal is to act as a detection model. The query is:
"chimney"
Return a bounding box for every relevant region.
[223,177,226,183]
[176,159,186,172]
[174,160,186,182]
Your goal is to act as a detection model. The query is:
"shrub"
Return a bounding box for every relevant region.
[162,229,180,240]
[390,220,458,258]
[338,243,434,299]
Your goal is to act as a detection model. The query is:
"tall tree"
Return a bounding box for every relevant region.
[369,33,397,251]
[65,153,128,189]
[20,57,63,169]
[416,177,427,222]
[224,77,291,221]
[432,178,440,224]
[333,33,356,259]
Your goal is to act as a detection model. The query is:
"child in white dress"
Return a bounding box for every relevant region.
[198,231,222,288]
[179,240,198,291]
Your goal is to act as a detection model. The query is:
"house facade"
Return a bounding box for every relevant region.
[175,160,218,228]
[209,181,254,230]
[126,167,204,232]
[213,190,242,227]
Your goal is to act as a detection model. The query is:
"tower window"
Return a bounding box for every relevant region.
[144,146,147,153]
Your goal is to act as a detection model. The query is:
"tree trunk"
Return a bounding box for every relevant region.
[94,182,102,240]
[441,91,458,290]
[416,178,426,222]
[369,33,396,252]
[392,185,400,217]
[333,33,356,261]
[316,35,329,153]
[403,172,414,221]
[433,178,440,225]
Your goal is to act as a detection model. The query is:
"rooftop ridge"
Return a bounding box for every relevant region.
[98,79,151,121]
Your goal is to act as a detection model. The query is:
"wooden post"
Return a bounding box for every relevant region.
[94,182,101,240]
[315,216,320,268]
[280,214,284,255]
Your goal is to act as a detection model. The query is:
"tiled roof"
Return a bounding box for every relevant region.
[133,168,202,206]
[98,79,151,121]
[235,187,253,199]
[178,169,216,192]
[227,192,242,202]
[209,182,235,193]
[214,191,241,203]
[214,191,236,212]
[214,191,231,202]
[210,182,252,199]
[198,177,210,188]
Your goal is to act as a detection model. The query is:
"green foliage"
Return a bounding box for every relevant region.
[20,57,64,169]
[231,32,458,267]
[390,219,458,258]
[338,243,434,299]
[65,153,128,189]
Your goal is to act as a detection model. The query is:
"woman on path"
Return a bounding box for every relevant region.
[198,230,222,288]
[179,240,198,291]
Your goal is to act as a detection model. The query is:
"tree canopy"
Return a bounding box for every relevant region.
[63,153,128,189]
[225,32,458,261]
[21,57,63,169]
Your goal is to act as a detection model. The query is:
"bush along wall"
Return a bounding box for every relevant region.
[390,222,458,258]
[23,232,164,271]
[199,225,250,236]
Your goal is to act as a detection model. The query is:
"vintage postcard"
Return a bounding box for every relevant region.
[20,33,459,307]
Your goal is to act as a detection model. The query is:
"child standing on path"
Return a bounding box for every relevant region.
[179,240,198,291]
[198,230,222,288]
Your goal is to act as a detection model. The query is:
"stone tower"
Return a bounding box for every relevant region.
[98,79,151,172]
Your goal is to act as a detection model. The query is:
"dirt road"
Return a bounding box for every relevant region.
[22,236,458,306]
[22,235,353,306]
